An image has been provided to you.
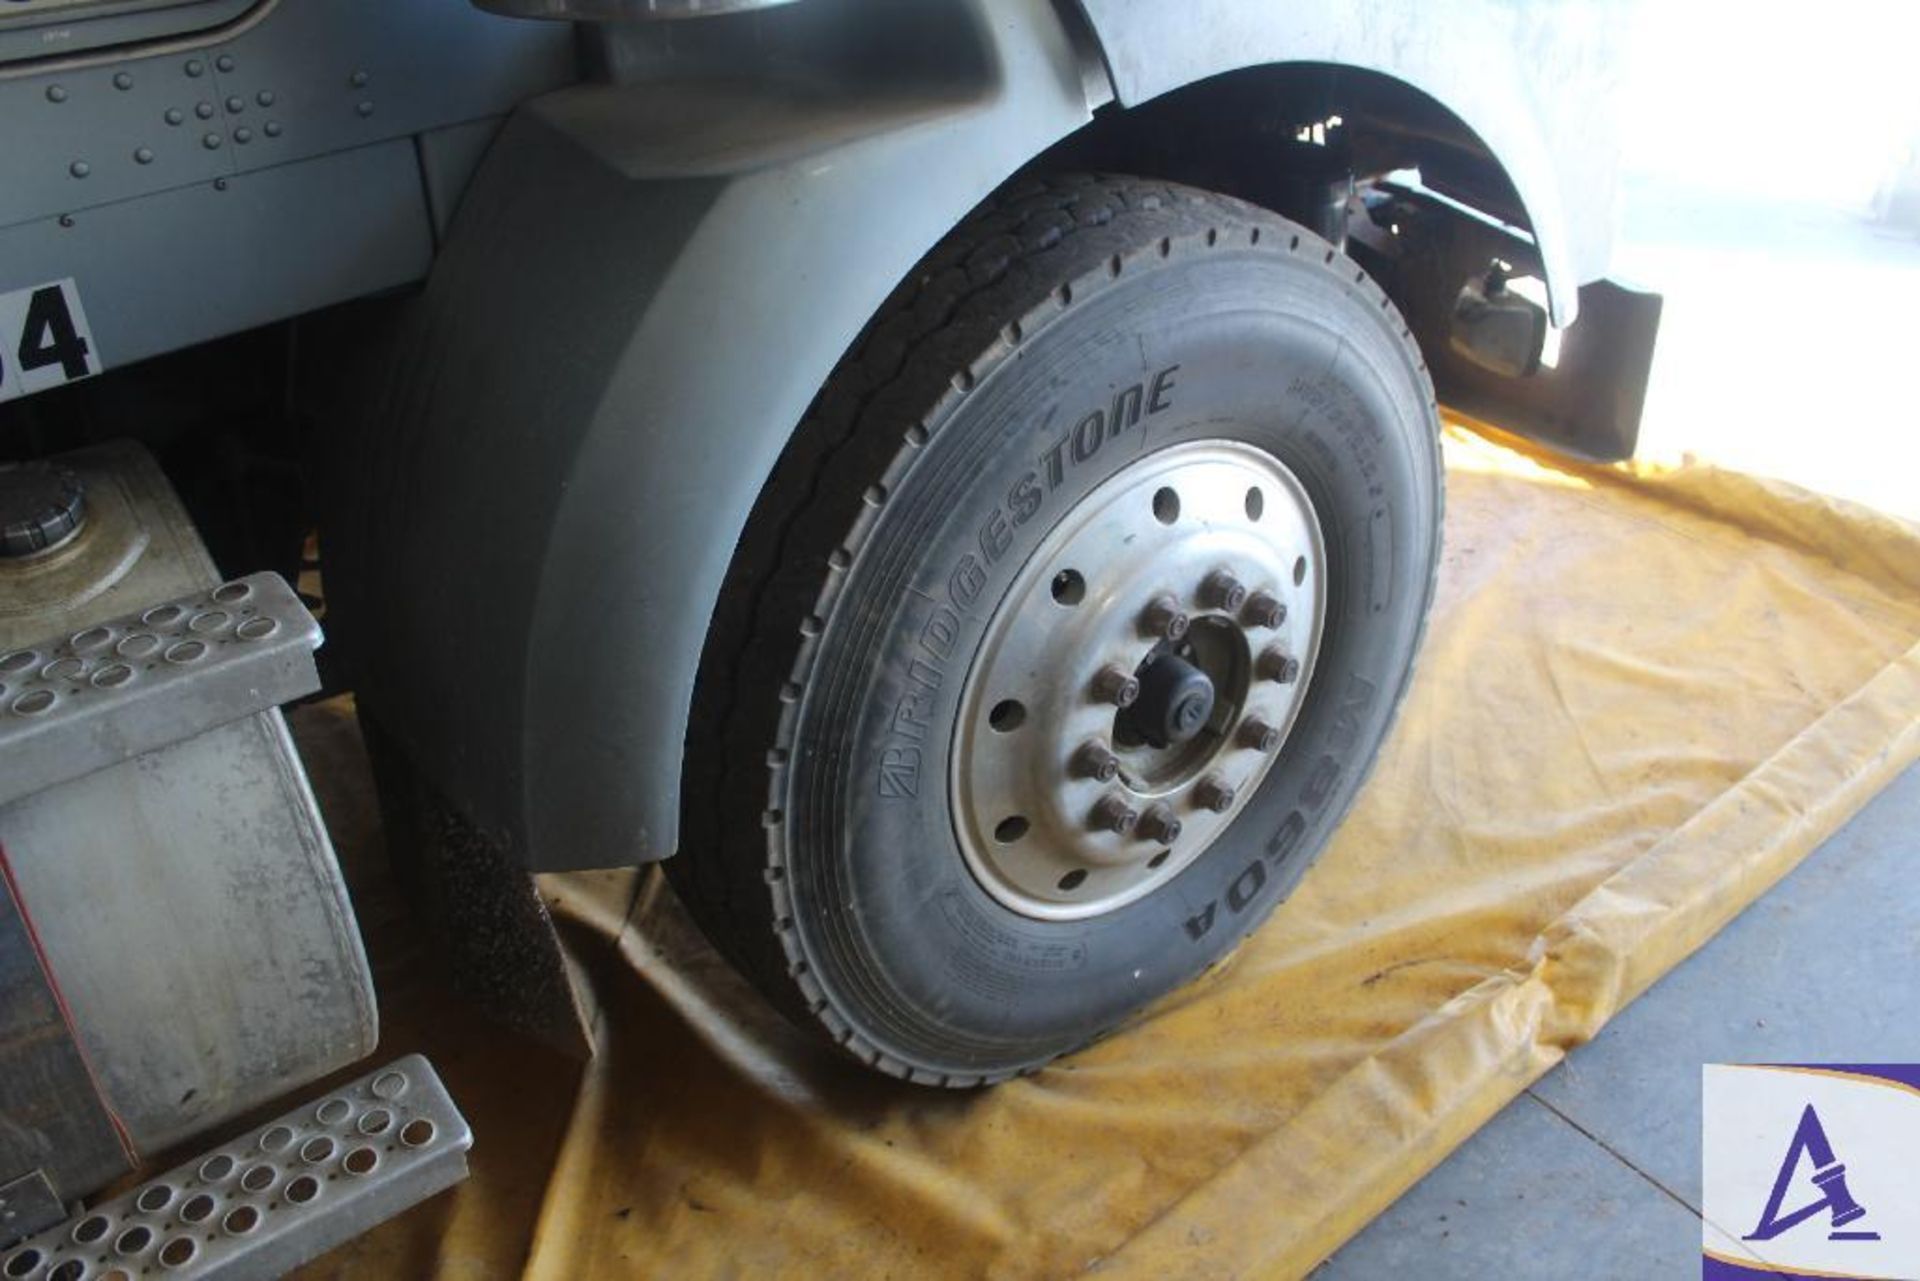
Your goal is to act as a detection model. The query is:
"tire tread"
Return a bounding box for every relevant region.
[672,173,1442,1083]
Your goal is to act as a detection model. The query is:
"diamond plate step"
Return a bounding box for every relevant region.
[0,1055,471,1281]
[0,572,321,806]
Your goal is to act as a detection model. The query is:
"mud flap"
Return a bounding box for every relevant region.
[360,713,597,1061]
[1354,183,1663,462]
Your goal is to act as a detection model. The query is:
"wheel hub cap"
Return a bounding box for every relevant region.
[1125,649,1215,747]
[951,440,1328,921]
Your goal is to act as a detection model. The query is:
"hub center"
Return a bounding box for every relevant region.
[950,440,1328,921]
[1124,649,1216,748]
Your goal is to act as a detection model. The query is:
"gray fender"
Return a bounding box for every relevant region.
[336,0,1098,869]
[340,0,1602,872]
[1072,0,1615,326]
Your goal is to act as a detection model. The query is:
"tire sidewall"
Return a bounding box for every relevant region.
[783,236,1437,1073]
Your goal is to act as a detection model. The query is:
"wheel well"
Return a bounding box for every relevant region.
[1028,61,1531,237]
[1019,60,1659,466]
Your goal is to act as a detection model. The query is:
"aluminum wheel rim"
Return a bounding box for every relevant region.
[950,439,1328,921]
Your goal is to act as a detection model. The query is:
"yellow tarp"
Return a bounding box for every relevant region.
[293,422,1920,1279]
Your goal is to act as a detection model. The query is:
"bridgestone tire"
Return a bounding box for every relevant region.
[672,174,1442,1084]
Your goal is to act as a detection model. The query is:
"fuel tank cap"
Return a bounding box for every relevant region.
[0,461,86,559]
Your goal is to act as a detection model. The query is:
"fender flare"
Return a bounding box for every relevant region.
[336,0,1097,869]
[337,0,1594,870]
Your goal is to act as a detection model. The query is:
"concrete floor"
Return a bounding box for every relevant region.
[1319,760,1920,1279]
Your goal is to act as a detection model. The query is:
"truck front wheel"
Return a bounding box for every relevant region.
[672,174,1442,1083]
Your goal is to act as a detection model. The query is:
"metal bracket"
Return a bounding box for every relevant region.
[1353,182,1663,463]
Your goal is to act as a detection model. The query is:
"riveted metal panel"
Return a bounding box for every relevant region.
[0,55,232,229]
[0,0,575,232]
[0,140,434,373]
[208,0,574,180]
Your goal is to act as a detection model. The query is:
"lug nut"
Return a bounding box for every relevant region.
[1239,718,1283,753]
[1257,646,1301,685]
[1243,591,1287,629]
[1139,593,1190,641]
[1194,774,1237,813]
[1138,803,1182,845]
[1072,740,1122,783]
[1200,569,1248,612]
[1091,663,1140,708]
[1091,794,1139,834]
